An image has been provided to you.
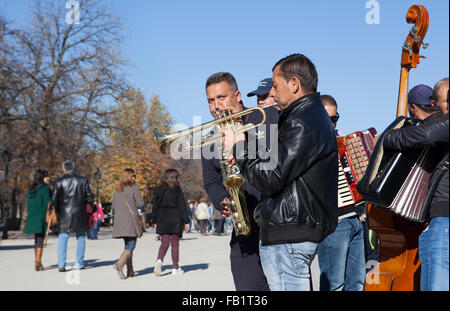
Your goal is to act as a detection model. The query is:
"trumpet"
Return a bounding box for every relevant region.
[154,105,274,236]
[153,106,270,154]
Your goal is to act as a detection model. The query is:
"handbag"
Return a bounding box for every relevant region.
[46,201,58,226]
[44,201,57,247]
[86,203,95,230]
[122,195,144,238]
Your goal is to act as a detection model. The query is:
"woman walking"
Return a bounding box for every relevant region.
[112,168,144,279]
[24,170,51,271]
[195,198,209,235]
[152,169,189,276]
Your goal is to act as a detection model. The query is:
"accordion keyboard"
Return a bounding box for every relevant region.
[337,129,376,209]
[338,160,354,207]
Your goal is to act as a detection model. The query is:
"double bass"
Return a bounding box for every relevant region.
[365,5,429,291]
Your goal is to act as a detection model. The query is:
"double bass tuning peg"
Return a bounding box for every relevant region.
[422,43,430,49]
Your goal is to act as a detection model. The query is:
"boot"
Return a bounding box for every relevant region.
[113,250,131,279]
[126,252,137,278]
[34,248,44,271]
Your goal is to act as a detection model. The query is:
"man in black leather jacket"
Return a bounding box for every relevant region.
[52,160,95,271]
[223,54,338,290]
[383,106,449,291]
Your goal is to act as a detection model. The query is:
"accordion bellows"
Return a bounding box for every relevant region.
[357,117,440,223]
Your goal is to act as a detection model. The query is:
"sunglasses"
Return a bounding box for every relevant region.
[330,112,340,123]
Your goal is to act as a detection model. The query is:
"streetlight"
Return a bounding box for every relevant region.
[93,168,101,202]
[1,149,12,239]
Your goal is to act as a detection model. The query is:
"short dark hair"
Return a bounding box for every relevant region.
[62,160,75,172]
[321,95,338,108]
[273,54,318,93]
[205,72,238,92]
[408,102,439,114]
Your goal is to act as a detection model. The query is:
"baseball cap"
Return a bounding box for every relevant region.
[408,84,433,106]
[247,78,273,97]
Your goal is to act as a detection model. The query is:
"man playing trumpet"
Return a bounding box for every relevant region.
[201,72,278,291]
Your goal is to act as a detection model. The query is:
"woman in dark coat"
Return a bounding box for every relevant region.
[24,170,51,271]
[152,169,189,276]
[112,168,144,279]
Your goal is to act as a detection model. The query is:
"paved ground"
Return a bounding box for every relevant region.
[0,227,320,291]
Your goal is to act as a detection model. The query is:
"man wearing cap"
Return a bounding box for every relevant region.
[382,84,449,291]
[247,78,280,152]
[407,84,439,120]
[247,78,278,109]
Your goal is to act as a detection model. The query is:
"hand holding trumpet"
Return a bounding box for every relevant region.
[219,122,245,166]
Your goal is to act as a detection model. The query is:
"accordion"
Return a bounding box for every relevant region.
[337,128,377,209]
[356,117,441,222]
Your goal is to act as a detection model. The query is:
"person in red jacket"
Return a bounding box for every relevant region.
[88,201,104,240]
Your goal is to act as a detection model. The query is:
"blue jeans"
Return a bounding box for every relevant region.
[318,216,366,291]
[123,237,137,252]
[259,241,318,291]
[89,220,100,239]
[57,232,86,269]
[419,217,449,291]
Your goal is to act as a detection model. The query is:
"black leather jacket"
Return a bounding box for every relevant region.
[52,172,95,233]
[233,93,338,245]
[383,113,449,219]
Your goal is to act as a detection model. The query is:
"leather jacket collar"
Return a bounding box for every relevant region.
[279,92,321,125]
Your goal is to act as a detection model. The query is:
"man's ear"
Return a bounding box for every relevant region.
[408,103,416,117]
[431,99,438,109]
[235,89,242,103]
[289,76,301,94]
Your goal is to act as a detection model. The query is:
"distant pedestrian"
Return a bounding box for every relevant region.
[207,202,213,233]
[151,169,189,276]
[88,201,104,240]
[213,205,225,236]
[186,200,193,233]
[52,160,95,272]
[112,168,144,279]
[24,169,51,271]
[195,198,209,235]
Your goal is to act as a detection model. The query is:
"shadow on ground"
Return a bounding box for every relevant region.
[136,263,209,277]
[45,259,117,270]
[0,244,35,251]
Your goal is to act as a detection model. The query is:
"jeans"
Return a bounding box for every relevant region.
[123,237,137,252]
[57,232,86,269]
[419,217,449,291]
[259,241,318,291]
[318,216,366,291]
[89,220,101,239]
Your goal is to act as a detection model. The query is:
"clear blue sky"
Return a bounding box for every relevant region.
[2,0,449,135]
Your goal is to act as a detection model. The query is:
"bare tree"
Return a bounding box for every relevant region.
[0,0,129,229]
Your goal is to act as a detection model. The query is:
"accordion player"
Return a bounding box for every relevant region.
[336,128,377,216]
[357,116,448,223]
